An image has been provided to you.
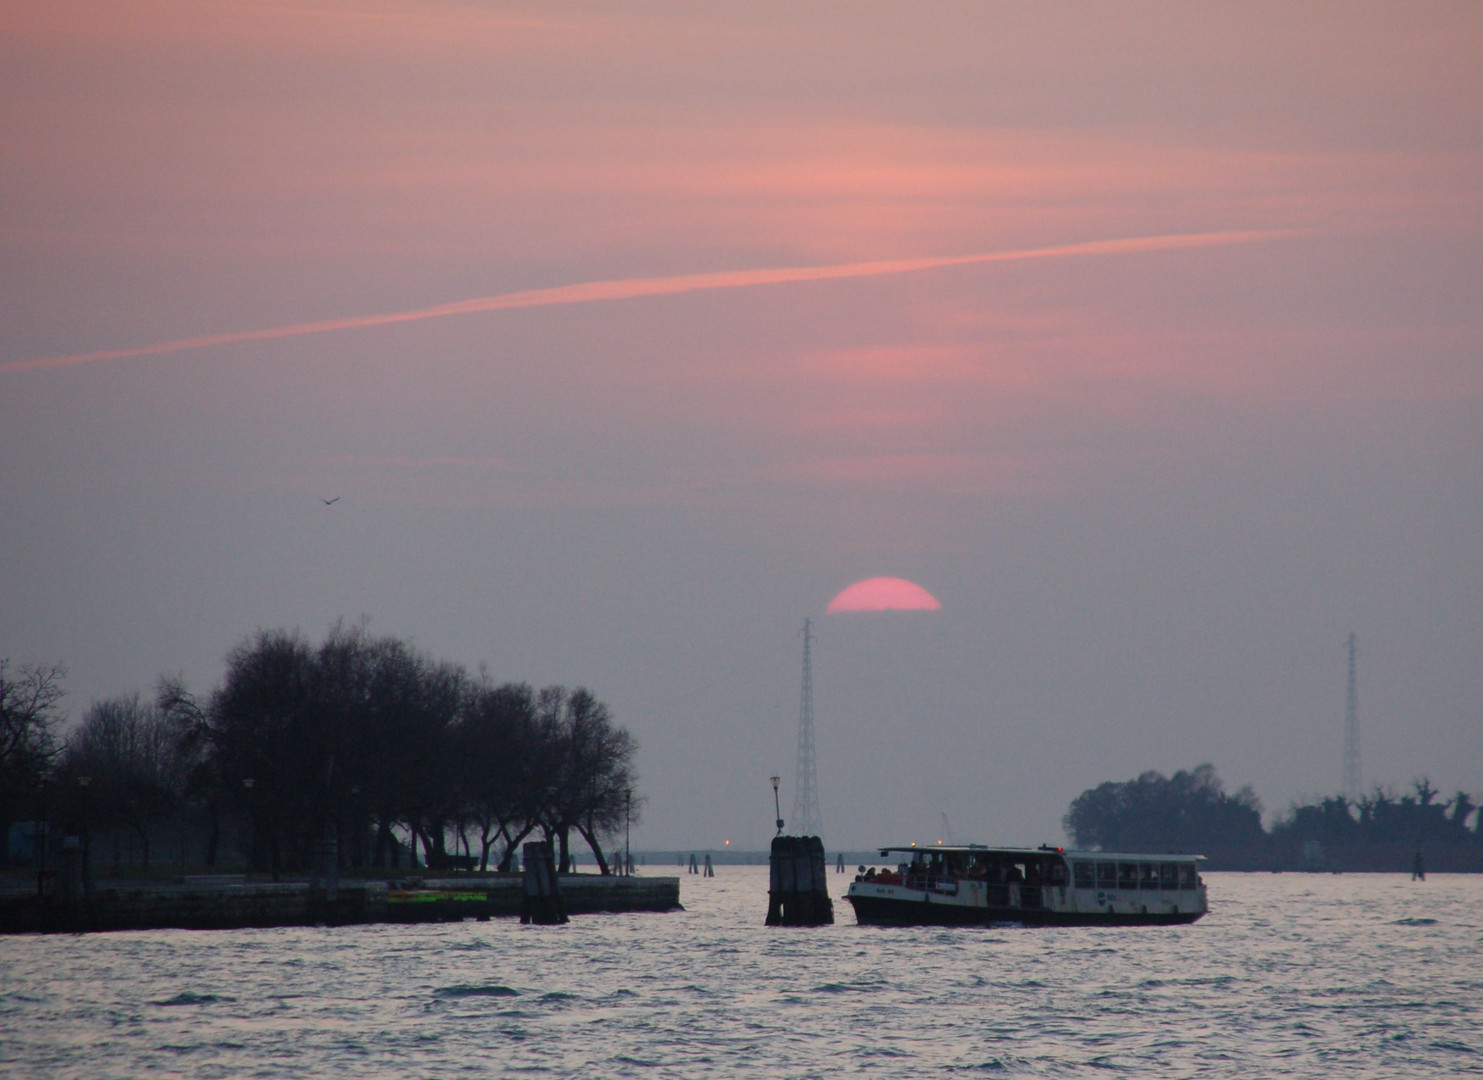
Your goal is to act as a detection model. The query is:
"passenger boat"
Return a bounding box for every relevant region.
[845,844,1207,926]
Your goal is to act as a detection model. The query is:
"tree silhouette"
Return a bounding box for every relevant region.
[55,694,188,870]
[0,660,66,867]
[199,625,638,874]
[1063,764,1265,864]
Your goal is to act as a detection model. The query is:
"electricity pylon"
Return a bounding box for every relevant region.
[792,618,823,837]
[1343,632,1361,799]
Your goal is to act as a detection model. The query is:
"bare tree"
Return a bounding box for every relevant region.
[207,629,318,872]
[57,694,184,870]
[155,675,216,866]
[544,687,639,874]
[0,660,66,867]
[200,626,643,876]
[458,681,537,871]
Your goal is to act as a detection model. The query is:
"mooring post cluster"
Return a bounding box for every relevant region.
[765,835,833,926]
[520,840,567,924]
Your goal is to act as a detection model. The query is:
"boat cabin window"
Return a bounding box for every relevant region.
[1140,864,1160,890]
[1046,859,1068,886]
[1074,861,1095,888]
[1117,863,1139,890]
[1097,862,1117,888]
[1160,863,1180,889]
[1179,863,1199,889]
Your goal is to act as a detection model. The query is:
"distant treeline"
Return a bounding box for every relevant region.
[1064,764,1483,872]
[0,625,639,876]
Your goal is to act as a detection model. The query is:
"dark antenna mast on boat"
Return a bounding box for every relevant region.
[1343,632,1361,799]
[792,618,823,837]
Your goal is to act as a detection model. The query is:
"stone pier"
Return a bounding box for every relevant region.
[0,874,682,934]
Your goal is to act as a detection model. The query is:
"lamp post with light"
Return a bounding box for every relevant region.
[624,787,632,877]
[770,776,783,837]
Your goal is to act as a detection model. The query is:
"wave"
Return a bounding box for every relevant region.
[811,980,885,994]
[150,992,229,1007]
[948,1060,1015,1073]
[433,984,519,998]
[1429,1040,1478,1054]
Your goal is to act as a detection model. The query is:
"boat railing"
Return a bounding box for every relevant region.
[905,872,958,895]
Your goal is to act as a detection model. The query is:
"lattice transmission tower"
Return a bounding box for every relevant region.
[1343,632,1362,799]
[791,618,823,837]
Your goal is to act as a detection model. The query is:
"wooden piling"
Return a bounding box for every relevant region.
[520,840,568,924]
[765,835,834,926]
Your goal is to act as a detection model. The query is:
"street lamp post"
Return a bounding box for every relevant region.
[242,779,255,875]
[348,784,361,869]
[76,776,92,895]
[35,773,50,899]
[624,788,632,877]
[770,776,783,837]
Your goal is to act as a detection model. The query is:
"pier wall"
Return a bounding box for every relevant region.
[0,875,681,934]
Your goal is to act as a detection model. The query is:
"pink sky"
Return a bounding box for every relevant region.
[2,1,1480,848]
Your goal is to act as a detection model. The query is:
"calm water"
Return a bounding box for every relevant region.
[2,869,1480,1078]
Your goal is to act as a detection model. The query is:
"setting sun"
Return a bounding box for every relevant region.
[826,577,942,614]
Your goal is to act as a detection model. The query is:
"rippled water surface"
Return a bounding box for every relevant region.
[3,870,1480,1077]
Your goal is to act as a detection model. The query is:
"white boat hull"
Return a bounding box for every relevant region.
[846,848,1208,927]
[847,886,1205,926]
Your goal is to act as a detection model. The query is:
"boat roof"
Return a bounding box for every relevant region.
[875,844,1206,861]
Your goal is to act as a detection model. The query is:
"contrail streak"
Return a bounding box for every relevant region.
[2,229,1295,375]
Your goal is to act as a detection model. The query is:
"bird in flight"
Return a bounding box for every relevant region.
[321,496,340,506]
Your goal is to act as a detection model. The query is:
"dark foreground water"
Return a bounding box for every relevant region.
[2,869,1479,1078]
